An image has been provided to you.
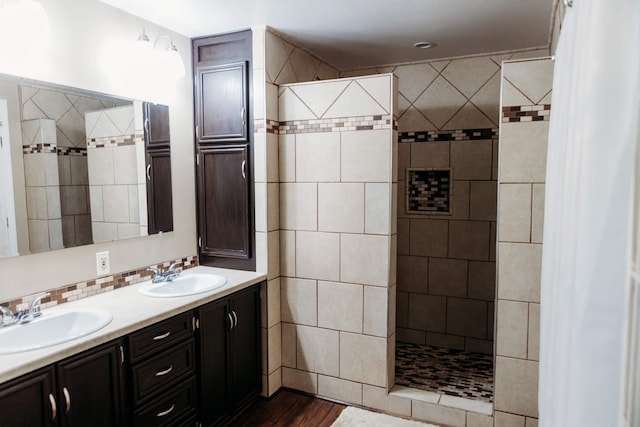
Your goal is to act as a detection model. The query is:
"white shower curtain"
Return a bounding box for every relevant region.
[539,0,640,426]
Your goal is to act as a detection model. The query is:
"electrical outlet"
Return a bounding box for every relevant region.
[96,251,110,275]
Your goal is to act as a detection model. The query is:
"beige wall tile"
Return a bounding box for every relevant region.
[280,230,295,277]
[451,140,493,180]
[281,322,296,368]
[297,231,340,281]
[255,182,267,232]
[500,122,549,183]
[296,325,339,376]
[397,255,428,293]
[465,338,493,354]
[323,80,389,118]
[280,183,317,231]
[364,286,388,337]
[365,183,391,235]
[267,368,282,397]
[281,277,317,326]
[362,384,412,417]
[410,141,450,168]
[398,143,410,180]
[496,300,528,358]
[267,183,280,231]
[411,400,466,427]
[528,303,540,361]
[279,87,316,121]
[492,139,499,180]
[467,412,494,427]
[408,294,446,332]
[266,133,280,183]
[340,332,387,387]
[450,180,470,220]
[254,132,268,183]
[391,183,398,234]
[490,221,497,262]
[397,218,410,255]
[289,79,350,118]
[282,367,318,394]
[268,230,281,280]
[318,375,363,405]
[341,234,390,287]
[439,394,492,415]
[267,278,281,328]
[499,184,532,243]
[396,291,409,328]
[531,184,545,244]
[410,219,448,257]
[341,130,392,182]
[495,356,539,418]
[495,411,525,427]
[468,261,496,301]
[279,134,295,182]
[525,417,539,427]
[387,285,397,336]
[426,332,465,350]
[497,242,542,303]
[446,298,488,339]
[428,258,468,297]
[390,234,397,286]
[503,58,554,104]
[103,185,129,223]
[318,281,363,333]
[470,181,497,221]
[87,147,115,185]
[318,183,365,233]
[296,132,341,182]
[113,145,137,185]
[448,220,490,260]
[396,328,426,344]
[267,324,282,375]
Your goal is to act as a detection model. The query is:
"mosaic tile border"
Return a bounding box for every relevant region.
[279,114,394,134]
[23,143,57,154]
[399,128,498,144]
[0,255,198,315]
[501,104,551,123]
[87,131,144,149]
[57,147,87,157]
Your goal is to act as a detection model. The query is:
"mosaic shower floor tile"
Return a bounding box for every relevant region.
[395,342,494,402]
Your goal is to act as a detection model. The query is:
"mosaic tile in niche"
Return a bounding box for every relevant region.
[406,168,452,215]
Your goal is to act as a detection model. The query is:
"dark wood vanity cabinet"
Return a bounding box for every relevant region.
[196,283,261,426]
[0,340,125,427]
[193,30,255,271]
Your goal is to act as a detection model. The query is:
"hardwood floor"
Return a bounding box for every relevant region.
[227,389,346,427]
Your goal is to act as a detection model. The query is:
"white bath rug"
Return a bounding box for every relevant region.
[330,406,439,427]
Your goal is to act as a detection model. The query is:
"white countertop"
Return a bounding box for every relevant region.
[0,266,266,384]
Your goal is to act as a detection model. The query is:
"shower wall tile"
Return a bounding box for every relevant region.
[318,281,363,333]
[318,183,364,233]
[496,300,529,359]
[318,375,363,406]
[531,184,545,244]
[296,132,340,182]
[341,130,393,182]
[498,184,532,243]
[428,258,467,298]
[296,231,340,281]
[296,325,339,376]
[341,234,390,287]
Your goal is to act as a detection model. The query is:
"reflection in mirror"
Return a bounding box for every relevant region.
[0,74,173,259]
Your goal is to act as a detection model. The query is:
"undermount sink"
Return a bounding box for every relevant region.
[0,308,112,355]
[138,273,227,298]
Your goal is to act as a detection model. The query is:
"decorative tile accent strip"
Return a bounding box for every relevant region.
[278,114,393,135]
[395,342,494,402]
[266,119,280,134]
[0,255,198,315]
[399,128,498,144]
[22,143,57,154]
[501,104,551,123]
[406,168,452,214]
[57,147,87,157]
[87,131,144,149]
[254,119,280,134]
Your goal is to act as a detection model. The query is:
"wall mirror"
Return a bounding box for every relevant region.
[0,74,173,259]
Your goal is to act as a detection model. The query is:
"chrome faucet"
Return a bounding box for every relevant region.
[0,293,49,327]
[147,262,182,283]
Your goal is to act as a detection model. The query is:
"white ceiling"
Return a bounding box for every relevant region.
[100,0,555,70]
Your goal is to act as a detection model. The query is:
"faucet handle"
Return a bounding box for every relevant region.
[0,306,16,327]
[29,293,50,314]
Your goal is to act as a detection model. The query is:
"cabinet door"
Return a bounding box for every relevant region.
[229,285,261,409]
[196,62,248,143]
[0,366,56,426]
[197,298,231,426]
[146,148,173,234]
[56,340,124,427]
[197,145,250,260]
[143,102,170,148]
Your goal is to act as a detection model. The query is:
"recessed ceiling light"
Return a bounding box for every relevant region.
[413,41,436,49]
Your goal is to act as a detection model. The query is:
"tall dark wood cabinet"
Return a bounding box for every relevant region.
[143,102,174,235]
[0,340,125,426]
[193,30,255,270]
[196,284,261,426]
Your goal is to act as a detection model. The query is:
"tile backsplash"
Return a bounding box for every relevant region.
[0,255,198,314]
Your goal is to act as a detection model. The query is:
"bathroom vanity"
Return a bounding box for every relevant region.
[0,266,264,426]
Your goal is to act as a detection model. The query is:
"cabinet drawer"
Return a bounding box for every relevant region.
[132,339,195,404]
[128,312,193,363]
[133,377,197,427]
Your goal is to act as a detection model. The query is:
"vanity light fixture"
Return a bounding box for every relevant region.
[136,29,185,78]
[413,41,436,49]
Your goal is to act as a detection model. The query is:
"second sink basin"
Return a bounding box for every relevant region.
[0,308,113,355]
[138,273,227,298]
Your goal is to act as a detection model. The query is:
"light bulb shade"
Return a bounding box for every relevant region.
[163,46,185,78]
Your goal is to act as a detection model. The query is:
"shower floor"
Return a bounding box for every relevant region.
[395,342,494,402]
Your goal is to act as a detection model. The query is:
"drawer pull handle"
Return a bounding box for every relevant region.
[153,331,171,340]
[63,387,71,414]
[157,404,175,417]
[155,365,173,376]
[228,312,234,330]
[48,393,57,422]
